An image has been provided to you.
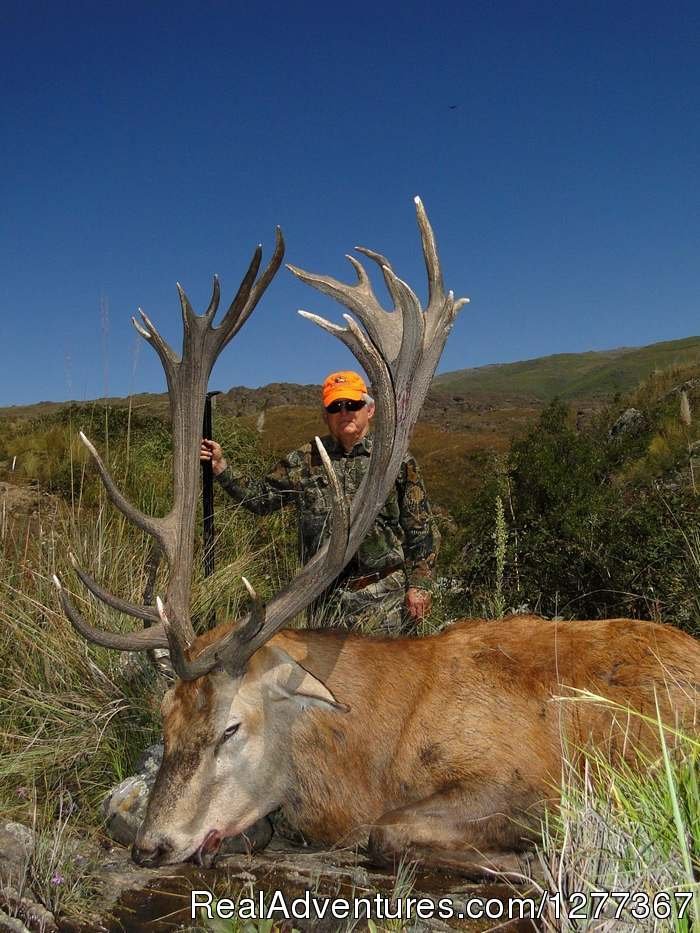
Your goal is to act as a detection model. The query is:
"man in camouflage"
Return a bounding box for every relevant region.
[200,371,439,634]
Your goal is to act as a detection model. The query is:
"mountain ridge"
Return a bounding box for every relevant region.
[3,335,700,418]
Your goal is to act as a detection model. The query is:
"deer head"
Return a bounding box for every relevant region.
[53,199,468,865]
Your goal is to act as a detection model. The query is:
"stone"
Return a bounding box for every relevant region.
[102,776,151,848]
[0,823,35,887]
[608,407,645,439]
[134,742,163,778]
[0,909,31,933]
[0,888,57,933]
[102,743,163,846]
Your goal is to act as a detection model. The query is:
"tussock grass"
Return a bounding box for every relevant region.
[0,511,161,823]
[0,417,298,831]
[534,697,700,932]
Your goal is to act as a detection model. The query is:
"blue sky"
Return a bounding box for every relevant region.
[1,1,699,406]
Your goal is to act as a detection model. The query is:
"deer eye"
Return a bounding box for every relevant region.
[222,723,240,740]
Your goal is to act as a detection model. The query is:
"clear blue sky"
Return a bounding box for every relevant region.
[2,0,699,406]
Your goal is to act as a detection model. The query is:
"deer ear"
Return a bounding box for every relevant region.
[264,646,349,712]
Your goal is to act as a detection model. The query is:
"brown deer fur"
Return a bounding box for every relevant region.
[146,613,699,871]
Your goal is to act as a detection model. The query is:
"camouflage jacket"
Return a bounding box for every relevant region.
[215,433,440,590]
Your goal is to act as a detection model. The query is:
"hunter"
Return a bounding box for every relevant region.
[200,371,440,634]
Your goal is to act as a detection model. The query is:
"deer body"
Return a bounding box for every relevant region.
[135,614,699,869]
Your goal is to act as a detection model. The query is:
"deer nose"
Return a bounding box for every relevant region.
[131,838,172,867]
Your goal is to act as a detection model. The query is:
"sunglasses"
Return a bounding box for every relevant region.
[325,399,367,414]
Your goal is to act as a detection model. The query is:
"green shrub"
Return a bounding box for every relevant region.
[457,393,700,632]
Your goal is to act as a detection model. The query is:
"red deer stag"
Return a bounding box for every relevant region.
[54,200,700,877]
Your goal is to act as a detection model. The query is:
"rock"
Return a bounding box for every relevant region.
[0,909,31,933]
[102,743,163,846]
[102,775,151,848]
[0,823,35,887]
[608,407,645,439]
[134,742,163,778]
[0,887,58,933]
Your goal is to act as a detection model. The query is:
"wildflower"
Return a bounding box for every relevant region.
[16,786,29,799]
[51,872,64,885]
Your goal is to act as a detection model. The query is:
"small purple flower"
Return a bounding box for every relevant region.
[16,787,29,799]
[51,872,64,886]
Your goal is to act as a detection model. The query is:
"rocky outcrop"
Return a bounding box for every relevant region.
[102,744,163,847]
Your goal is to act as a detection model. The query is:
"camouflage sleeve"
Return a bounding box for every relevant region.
[397,454,441,591]
[215,457,301,515]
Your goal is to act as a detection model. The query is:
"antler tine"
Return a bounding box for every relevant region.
[353,245,422,368]
[344,254,406,364]
[242,226,286,330]
[215,244,263,344]
[215,227,286,351]
[413,196,445,310]
[312,436,351,566]
[381,265,424,397]
[53,576,169,650]
[79,433,167,547]
[69,553,160,623]
[241,577,265,636]
[285,254,380,310]
[204,275,221,323]
[154,598,200,680]
[287,258,402,364]
[412,197,470,327]
[177,283,199,334]
[136,308,180,375]
[353,246,406,315]
[296,310,391,399]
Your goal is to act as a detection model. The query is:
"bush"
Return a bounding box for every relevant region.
[457,396,700,633]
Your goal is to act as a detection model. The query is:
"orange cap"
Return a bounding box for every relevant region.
[322,371,368,407]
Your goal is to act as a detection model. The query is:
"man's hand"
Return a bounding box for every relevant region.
[404,587,432,621]
[200,439,227,476]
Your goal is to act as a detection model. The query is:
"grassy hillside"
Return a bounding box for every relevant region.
[4,335,700,517]
[434,335,700,401]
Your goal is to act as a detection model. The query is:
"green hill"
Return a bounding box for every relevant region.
[434,336,700,401]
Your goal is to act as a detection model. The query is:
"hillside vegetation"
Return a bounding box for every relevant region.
[434,334,700,400]
[2,358,700,632]
[447,363,700,633]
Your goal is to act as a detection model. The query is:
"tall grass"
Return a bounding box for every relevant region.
[0,506,163,823]
[535,699,699,932]
[0,413,298,832]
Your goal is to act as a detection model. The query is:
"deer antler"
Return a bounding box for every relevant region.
[54,230,285,678]
[55,200,467,681]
